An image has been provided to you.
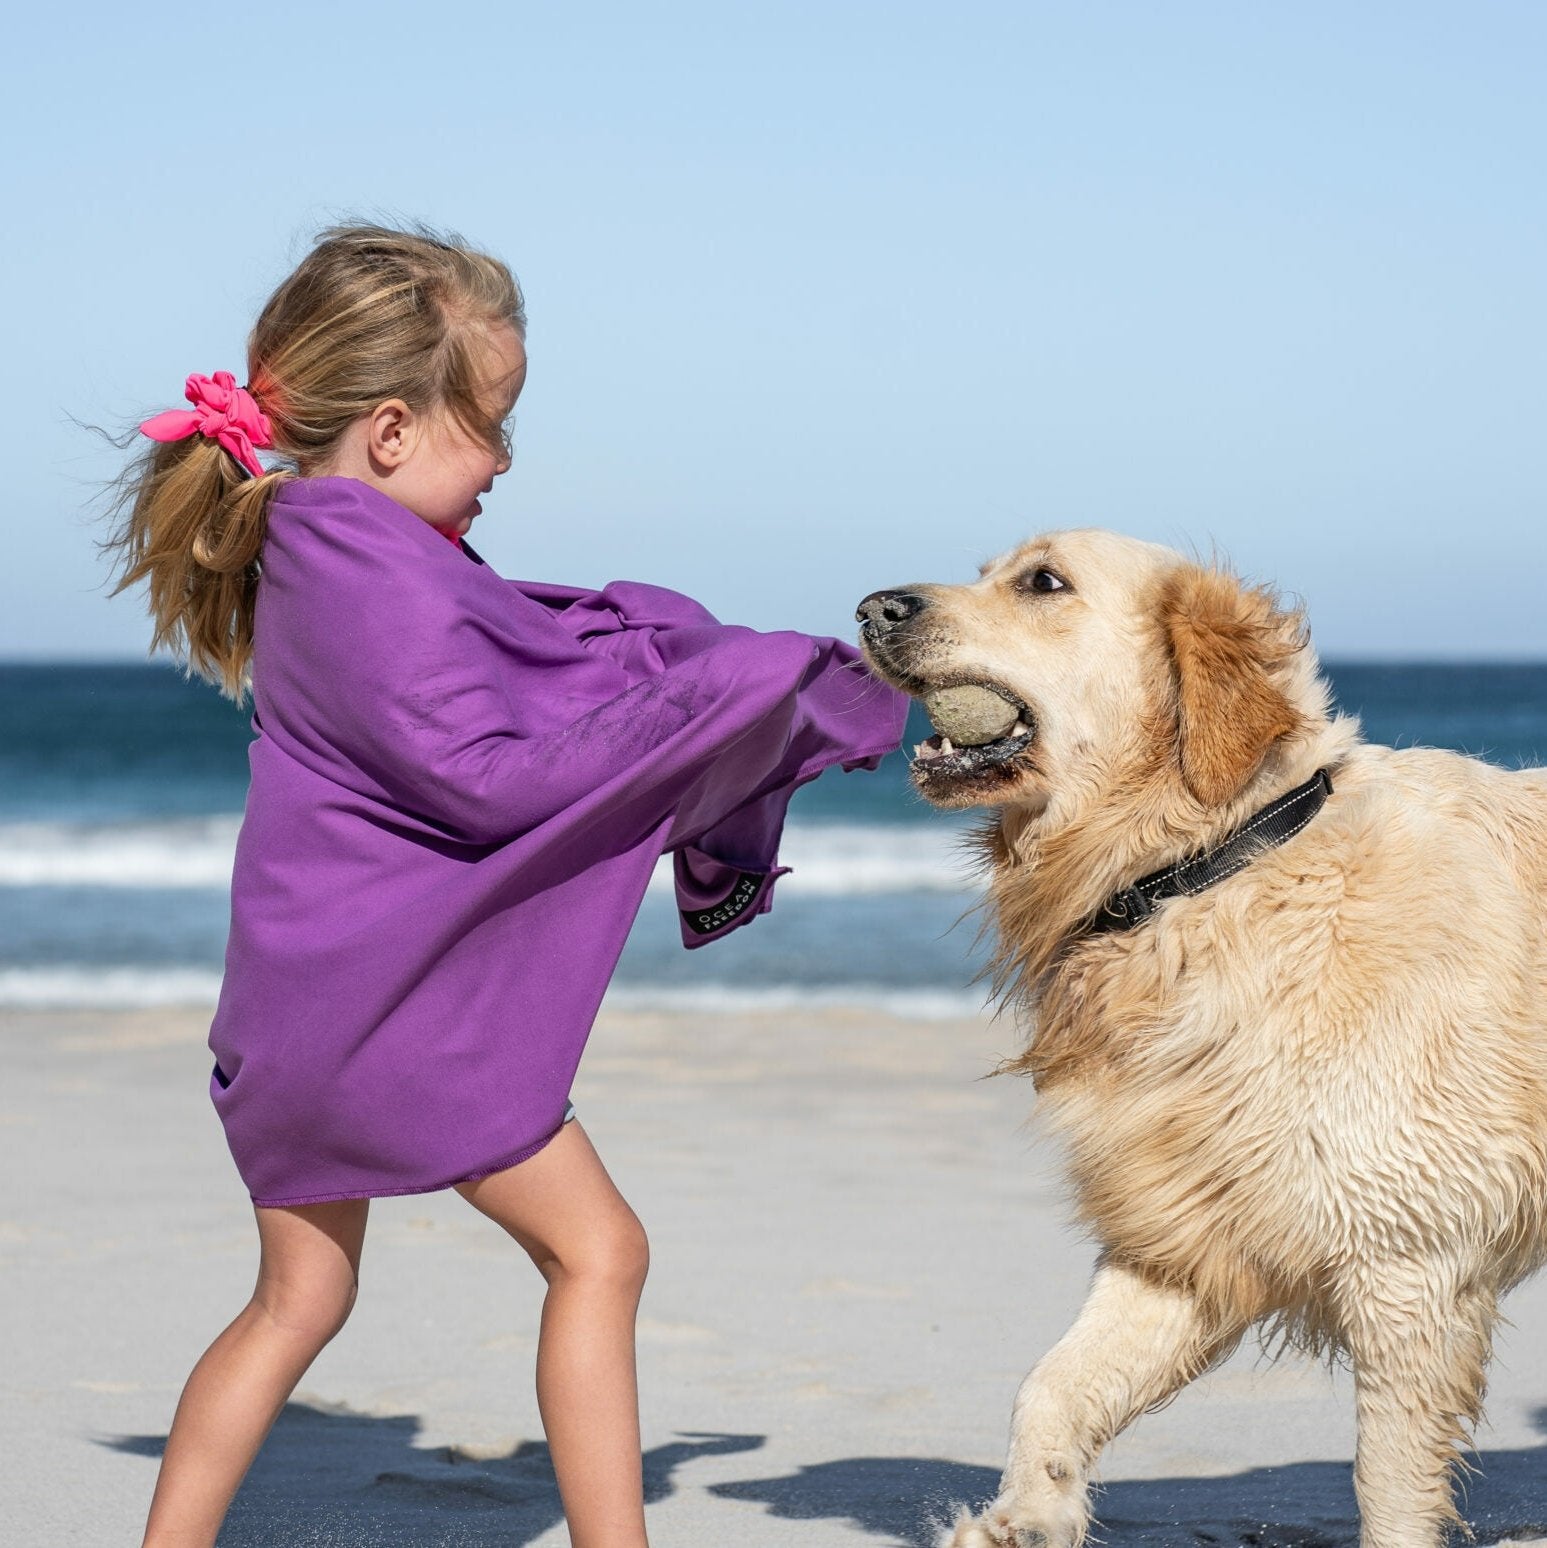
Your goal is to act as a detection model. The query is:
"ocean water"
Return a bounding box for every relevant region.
[3,660,1546,1014]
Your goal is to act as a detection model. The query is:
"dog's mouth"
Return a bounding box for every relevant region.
[910,681,1037,787]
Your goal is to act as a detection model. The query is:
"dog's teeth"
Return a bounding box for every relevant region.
[939,737,955,755]
[1010,721,1031,739]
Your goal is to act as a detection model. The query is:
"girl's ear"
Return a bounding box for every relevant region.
[1160,564,1304,807]
[366,399,417,470]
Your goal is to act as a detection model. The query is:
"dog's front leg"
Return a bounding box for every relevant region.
[944,1258,1242,1548]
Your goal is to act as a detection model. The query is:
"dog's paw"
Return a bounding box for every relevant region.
[937,1475,1087,1548]
[935,1498,1083,1548]
[938,1509,1014,1548]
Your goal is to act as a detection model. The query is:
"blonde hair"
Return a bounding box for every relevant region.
[99,223,526,700]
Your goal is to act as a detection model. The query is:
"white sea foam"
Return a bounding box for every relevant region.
[0,816,978,895]
[602,983,988,1021]
[0,965,984,1018]
[0,816,241,887]
[0,966,225,1009]
[647,820,977,896]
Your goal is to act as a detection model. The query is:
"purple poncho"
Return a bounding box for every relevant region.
[207,477,907,1206]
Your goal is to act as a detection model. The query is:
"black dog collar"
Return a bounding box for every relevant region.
[1089,767,1335,935]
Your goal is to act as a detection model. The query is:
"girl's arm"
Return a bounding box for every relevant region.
[257,504,908,854]
[271,602,842,849]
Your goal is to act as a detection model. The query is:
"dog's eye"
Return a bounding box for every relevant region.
[1017,567,1068,595]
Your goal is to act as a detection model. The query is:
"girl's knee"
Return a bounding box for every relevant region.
[254,1270,359,1347]
[251,1197,367,1348]
[615,1211,650,1291]
[550,1209,649,1296]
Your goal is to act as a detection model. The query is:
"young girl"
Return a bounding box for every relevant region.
[103,223,906,1547]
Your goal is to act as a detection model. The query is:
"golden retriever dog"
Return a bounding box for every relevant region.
[855,530,1547,1548]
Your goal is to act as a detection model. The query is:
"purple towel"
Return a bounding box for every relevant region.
[206,477,907,1205]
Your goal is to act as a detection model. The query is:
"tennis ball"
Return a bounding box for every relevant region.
[923,685,1021,746]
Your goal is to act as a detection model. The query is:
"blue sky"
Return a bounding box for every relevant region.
[5,1,1544,659]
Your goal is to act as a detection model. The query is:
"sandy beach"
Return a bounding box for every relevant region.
[6,998,1547,1546]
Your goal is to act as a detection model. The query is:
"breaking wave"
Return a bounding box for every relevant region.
[0,965,985,1018]
[0,816,977,896]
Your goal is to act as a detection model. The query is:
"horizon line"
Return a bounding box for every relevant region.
[4,653,1547,670]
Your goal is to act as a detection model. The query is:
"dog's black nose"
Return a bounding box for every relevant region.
[855,590,929,629]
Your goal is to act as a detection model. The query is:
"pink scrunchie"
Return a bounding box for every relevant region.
[140,371,273,479]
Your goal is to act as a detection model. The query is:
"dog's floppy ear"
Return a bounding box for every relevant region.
[1160,564,1304,807]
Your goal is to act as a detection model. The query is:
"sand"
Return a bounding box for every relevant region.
[5,999,1546,1546]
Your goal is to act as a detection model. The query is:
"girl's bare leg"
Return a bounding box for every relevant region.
[141,1197,368,1547]
[456,1120,650,1548]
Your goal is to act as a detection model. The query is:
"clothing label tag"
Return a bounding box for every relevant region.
[682,871,766,936]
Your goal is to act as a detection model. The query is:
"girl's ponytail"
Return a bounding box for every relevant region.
[101,425,286,703]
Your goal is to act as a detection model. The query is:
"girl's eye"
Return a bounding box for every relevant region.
[1020,567,1067,594]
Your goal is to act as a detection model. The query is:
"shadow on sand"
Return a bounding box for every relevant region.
[711,1424,1547,1548]
[103,1400,763,1546]
[103,1400,1547,1546]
